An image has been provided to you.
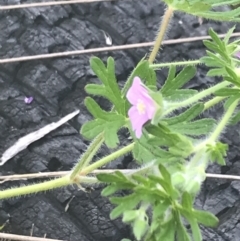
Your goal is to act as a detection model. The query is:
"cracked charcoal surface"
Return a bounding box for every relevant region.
[0,1,240,240]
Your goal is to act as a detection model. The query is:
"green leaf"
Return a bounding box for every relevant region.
[158,164,171,184]
[207,68,227,77]
[224,26,236,44]
[169,118,216,136]
[90,57,108,85]
[193,210,219,227]
[224,95,240,110]
[133,218,148,241]
[208,28,225,50]
[80,97,125,148]
[121,58,157,97]
[161,66,196,96]
[176,218,191,241]
[85,84,107,96]
[164,89,198,102]
[157,218,175,241]
[181,192,193,210]
[214,88,240,96]
[230,111,240,125]
[207,142,228,165]
[122,210,139,223]
[101,184,120,196]
[165,103,204,125]
[89,57,125,115]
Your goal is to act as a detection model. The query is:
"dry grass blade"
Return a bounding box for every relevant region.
[206,173,240,180]
[1,169,240,183]
[1,32,240,64]
[0,232,65,241]
[0,0,116,10]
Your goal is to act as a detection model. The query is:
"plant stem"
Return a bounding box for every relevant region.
[81,143,135,175]
[209,99,239,142]
[70,133,104,179]
[0,176,70,200]
[203,96,226,111]
[0,143,134,199]
[150,59,201,69]
[148,7,174,64]
[163,81,230,116]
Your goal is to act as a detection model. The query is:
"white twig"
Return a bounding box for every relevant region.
[0,110,80,166]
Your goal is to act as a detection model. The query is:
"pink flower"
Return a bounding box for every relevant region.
[126,77,156,138]
[24,96,34,104]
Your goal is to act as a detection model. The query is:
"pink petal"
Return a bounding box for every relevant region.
[126,77,149,105]
[128,106,149,138]
[24,96,34,104]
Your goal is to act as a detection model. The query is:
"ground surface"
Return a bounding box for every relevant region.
[0,1,240,241]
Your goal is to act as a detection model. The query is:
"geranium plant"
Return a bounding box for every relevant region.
[1,0,240,240]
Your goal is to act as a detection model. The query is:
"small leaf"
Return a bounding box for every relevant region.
[85,84,107,97]
[90,57,108,85]
[157,218,175,241]
[224,95,240,110]
[80,97,126,148]
[158,164,171,184]
[193,210,219,227]
[161,66,196,95]
[169,118,216,136]
[214,88,240,96]
[133,218,148,241]
[181,192,193,210]
[164,89,198,102]
[165,103,204,125]
[224,26,236,44]
[122,210,138,223]
[230,111,240,125]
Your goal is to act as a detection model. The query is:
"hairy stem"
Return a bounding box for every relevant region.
[148,7,174,64]
[0,175,70,200]
[209,99,239,142]
[81,143,135,175]
[204,96,226,111]
[150,59,201,69]
[70,133,104,179]
[163,81,230,116]
[0,143,134,199]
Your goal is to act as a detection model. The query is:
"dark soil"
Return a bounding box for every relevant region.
[0,1,240,240]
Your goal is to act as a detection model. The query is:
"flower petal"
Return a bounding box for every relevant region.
[126,77,149,105]
[128,106,149,138]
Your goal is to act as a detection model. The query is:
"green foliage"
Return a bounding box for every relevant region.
[80,97,126,148]
[201,27,240,88]
[87,57,126,115]
[206,142,228,165]
[98,165,218,241]
[163,0,240,22]
[160,66,196,97]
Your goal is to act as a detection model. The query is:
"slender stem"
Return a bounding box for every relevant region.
[148,7,174,63]
[204,96,226,111]
[0,176,70,200]
[0,143,134,199]
[81,143,135,175]
[150,59,201,69]
[70,133,104,179]
[163,81,230,116]
[193,99,239,154]
[209,99,239,142]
